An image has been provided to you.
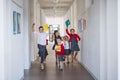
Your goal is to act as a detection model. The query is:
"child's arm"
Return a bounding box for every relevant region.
[61,44,65,55]
[32,23,39,36]
[77,34,81,41]
[66,28,71,36]
[32,23,35,32]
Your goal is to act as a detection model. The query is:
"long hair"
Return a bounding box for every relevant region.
[54,30,58,38]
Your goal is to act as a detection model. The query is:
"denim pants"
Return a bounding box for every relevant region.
[38,44,46,63]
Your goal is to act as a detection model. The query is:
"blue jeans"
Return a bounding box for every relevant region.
[38,44,46,63]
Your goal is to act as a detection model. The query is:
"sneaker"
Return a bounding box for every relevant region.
[59,66,63,71]
[59,69,63,71]
[41,64,44,70]
[43,61,46,64]
[39,57,41,62]
[67,61,70,64]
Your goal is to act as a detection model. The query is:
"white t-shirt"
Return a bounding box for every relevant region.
[34,31,49,45]
[64,41,69,49]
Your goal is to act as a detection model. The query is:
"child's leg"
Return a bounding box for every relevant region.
[60,61,63,70]
[40,45,46,70]
[38,44,41,62]
[67,56,69,64]
[44,48,48,63]
[57,55,60,69]
[74,51,78,61]
[55,52,58,64]
[71,51,74,63]
[57,55,64,71]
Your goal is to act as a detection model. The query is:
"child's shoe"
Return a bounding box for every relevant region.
[67,61,70,64]
[41,64,44,70]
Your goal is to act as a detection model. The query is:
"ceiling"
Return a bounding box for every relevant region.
[39,0,74,17]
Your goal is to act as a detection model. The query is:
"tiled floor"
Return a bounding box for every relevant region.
[24,44,95,80]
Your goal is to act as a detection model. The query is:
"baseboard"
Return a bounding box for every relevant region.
[80,62,98,80]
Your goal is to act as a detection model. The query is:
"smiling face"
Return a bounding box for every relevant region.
[57,38,61,45]
[39,26,44,32]
[55,31,59,36]
[70,29,75,34]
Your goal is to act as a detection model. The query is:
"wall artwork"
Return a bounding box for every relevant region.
[78,19,83,32]
[13,11,17,34]
[13,11,21,34]
[78,18,86,33]
[17,13,21,34]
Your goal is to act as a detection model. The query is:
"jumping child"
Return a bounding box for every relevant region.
[66,27,80,63]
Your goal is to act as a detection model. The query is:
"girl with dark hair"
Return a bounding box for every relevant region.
[52,30,61,64]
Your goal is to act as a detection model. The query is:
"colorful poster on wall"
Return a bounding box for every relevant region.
[13,11,17,34]
[78,18,87,32]
[13,11,21,34]
[17,13,21,34]
[78,19,83,32]
[83,19,86,30]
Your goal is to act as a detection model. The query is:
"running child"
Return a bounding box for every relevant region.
[63,35,70,64]
[52,30,61,64]
[55,38,65,71]
[32,24,49,70]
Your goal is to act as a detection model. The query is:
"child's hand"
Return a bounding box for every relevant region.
[32,23,35,32]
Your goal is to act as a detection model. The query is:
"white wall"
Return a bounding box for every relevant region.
[30,0,42,62]
[76,0,86,63]
[2,0,31,80]
[100,0,107,80]
[64,0,118,80]
[106,0,118,80]
[118,0,120,80]
[76,0,118,80]
[81,0,100,79]
[23,0,31,69]
[68,0,106,79]
[40,9,46,26]
[33,0,41,61]
[0,0,5,80]
[6,1,24,80]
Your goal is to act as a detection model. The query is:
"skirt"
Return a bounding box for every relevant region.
[65,49,71,55]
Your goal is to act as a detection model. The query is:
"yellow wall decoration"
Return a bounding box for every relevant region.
[44,24,49,32]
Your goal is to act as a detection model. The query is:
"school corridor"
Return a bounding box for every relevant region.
[0,0,120,80]
[24,43,94,80]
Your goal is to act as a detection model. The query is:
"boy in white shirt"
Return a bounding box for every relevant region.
[32,24,49,70]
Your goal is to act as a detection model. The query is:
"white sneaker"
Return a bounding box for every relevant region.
[39,57,41,62]
[43,61,46,64]
[41,64,44,70]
